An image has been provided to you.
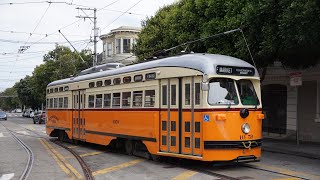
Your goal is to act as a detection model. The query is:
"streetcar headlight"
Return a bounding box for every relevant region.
[241,123,250,134]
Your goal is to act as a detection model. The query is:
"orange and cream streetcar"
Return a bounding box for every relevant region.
[46,53,264,162]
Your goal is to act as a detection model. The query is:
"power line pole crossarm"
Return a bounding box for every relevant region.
[76,7,98,67]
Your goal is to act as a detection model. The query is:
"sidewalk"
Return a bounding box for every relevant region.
[262,138,320,160]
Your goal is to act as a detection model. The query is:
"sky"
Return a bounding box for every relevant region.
[0,0,177,92]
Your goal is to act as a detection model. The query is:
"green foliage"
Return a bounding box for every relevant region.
[12,45,92,109]
[0,87,20,111]
[135,0,320,68]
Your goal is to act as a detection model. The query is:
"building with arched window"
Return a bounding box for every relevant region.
[100,26,141,65]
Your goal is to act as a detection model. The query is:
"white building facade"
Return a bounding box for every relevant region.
[100,26,141,65]
[261,63,320,143]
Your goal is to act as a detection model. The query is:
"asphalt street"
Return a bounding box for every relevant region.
[1,113,320,180]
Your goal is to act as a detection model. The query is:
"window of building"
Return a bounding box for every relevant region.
[134,75,143,82]
[123,39,131,53]
[58,97,63,108]
[89,82,95,88]
[96,81,103,87]
[133,91,143,107]
[146,72,156,80]
[171,84,176,105]
[145,90,155,107]
[88,95,94,108]
[112,93,121,108]
[162,85,167,105]
[64,97,68,108]
[123,76,131,83]
[105,79,111,86]
[107,43,112,57]
[116,39,121,54]
[104,94,111,108]
[95,94,102,108]
[54,98,58,108]
[113,78,121,85]
[59,87,63,92]
[195,83,201,105]
[122,92,131,107]
[185,83,190,105]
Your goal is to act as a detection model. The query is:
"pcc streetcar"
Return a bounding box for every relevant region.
[46,53,264,162]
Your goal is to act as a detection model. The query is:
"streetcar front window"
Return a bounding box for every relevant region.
[236,79,259,105]
[208,78,239,105]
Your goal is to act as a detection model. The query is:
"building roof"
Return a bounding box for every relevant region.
[48,53,259,87]
[100,26,141,39]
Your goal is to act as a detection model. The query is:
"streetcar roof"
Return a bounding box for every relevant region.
[48,53,259,87]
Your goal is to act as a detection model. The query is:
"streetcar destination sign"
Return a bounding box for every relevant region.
[216,65,255,76]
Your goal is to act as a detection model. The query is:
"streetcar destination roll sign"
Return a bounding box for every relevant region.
[216,65,255,76]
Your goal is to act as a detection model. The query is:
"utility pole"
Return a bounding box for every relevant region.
[76,7,98,67]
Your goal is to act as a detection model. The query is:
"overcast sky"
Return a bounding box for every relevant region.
[0,0,176,92]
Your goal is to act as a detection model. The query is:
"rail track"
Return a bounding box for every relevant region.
[0,122,34,180]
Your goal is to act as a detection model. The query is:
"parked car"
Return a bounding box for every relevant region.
[30,111,35,118]
[23,109,33,117]
[15,108,22,113]
[0,111,7,120]
[33,111,46,124]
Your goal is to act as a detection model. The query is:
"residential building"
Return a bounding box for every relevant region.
[100,26,141,65]
[261,62,320,143]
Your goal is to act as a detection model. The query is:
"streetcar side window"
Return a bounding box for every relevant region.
[96,81,103,87]
[162,85,167,105]
[185,83,191,105]
[59,87,63,92]
[171,84,176,105]
[134,75,143,82]
[95,94,103,108]
[123,76,131,83]
[89,82,95,88]
[46,99,49,108]
[112,93,121,108]
[58,97,63,108]
[54,88,58,93]
[145,90,155,107]
[133,91,143,107]
[122,92,131,107]
[50,98,53,108]
[64,97,68,108]
[195,83,201,105]
[103,94,111,108]
[113,78,121,85]
[54,98,58,108]
[88,95,94,108]
[105,79,111,86]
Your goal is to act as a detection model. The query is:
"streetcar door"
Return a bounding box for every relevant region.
[160,78,180,154]
[72,90,86,140]
[181,77,203,156]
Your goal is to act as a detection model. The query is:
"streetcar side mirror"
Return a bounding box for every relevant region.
[201,82,209,91]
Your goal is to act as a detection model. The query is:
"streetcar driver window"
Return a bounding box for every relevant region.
[208,78,239,105]
[236,80,260,105]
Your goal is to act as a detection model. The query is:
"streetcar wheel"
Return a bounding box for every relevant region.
[58,131,65,142]
[151,154,162,162]
[125,140,134,155]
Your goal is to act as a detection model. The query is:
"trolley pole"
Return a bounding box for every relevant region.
[76,7,98,67]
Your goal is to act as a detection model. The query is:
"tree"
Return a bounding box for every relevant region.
[14,45,92,109]
[0,87,20,111]
[135,0,320,69]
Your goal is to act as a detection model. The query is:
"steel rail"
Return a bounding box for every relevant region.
[51,139,94,180]
[0,122,34,180]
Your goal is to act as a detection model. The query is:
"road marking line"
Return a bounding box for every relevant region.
[171,170,198,180]
[42,139,83,179]
[92,159,145,176]
[0,132,4,138]
[16,131,29,135]
[39,139,73,178]
[272,178,300,180]
[0,173,14,180]
[28,126,35,131]
[255,163,320,179]
[68,145,78,149]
